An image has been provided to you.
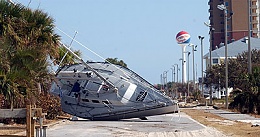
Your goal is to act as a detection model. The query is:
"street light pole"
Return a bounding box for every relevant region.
[163,71,168,91]
[189,44,197,93]
[204,22,215,104]
[170,68,174,84]
[218,4,229,109]
[198,36,204,98]
[174,64,179,83]
[248,0,252,74]
[170,67,174,88]
[179,58,184,84]
[160,74,163,90]
[172,65,176,82]
[210,29,213,104]
[187,52,191,98]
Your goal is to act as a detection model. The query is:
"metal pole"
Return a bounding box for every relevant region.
[160,74,163,90]
[174,64,179,83]
[170,67,174,91]
[218,3,229,109]
[209,28,213,104]
[204,22,214,104]
[182,46,187,83]
[179,58,184,84]
[248,0,252,74]
[59,31,78,66]
[187,52,190,98]
[164,72,166,91]
[165,71,168,88]
[199,36,204,97]
[224,7,229,109]
[171,68,174,85]
[164,71,168,91]
[192,45,196,92]
[173,65,176,82]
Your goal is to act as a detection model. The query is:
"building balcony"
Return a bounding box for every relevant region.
[253,29,259,33]
[253,27,258,32]
[251,5,257,9]
[252,19,258,24]
[252,13,258,16]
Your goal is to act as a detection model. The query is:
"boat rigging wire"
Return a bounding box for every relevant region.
[56,27,107,62]
[59,31,78,66]
[56,27,141,84]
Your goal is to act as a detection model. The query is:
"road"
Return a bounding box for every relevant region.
[46,112,227,137]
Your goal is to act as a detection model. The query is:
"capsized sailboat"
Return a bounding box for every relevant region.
[50,43,179,120]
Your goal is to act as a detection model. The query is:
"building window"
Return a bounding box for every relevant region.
[225,2,229,6]
[213,59,219,64]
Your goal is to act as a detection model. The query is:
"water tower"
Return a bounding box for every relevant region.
[176,31,190,83]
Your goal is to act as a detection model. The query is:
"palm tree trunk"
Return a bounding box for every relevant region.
[37,82,42,93]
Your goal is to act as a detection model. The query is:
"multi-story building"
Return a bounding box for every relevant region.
[208,0,259,50]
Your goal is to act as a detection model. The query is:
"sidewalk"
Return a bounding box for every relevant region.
[195,106,260,126]
[45,112,227,137]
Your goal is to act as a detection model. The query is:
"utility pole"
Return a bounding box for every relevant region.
[204,22,215,105]
[217,4,229,109]
[198,36,204,97]
[248,0,252,74]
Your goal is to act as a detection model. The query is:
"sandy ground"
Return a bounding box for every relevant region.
[0,119,58,136]
[0,108,259,137]
[182,108,260,137]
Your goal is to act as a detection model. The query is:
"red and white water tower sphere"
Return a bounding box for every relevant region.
[176,31,191,83]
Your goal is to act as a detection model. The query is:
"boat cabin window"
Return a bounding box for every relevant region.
[92,100,100,103]
[84,81,102,92]
[136,91,147,102]
[82,99,89,102]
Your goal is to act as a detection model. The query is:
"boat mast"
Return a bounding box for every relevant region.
[59,31,78,66]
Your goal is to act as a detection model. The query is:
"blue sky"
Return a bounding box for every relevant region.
[18,0,210,84]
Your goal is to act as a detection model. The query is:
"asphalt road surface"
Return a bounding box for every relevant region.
[46,112,227,137]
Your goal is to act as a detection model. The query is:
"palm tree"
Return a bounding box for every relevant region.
[56,46,82,66]
[0,0,60,108]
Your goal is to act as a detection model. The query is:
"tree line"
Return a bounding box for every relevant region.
[204,49,260,114]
